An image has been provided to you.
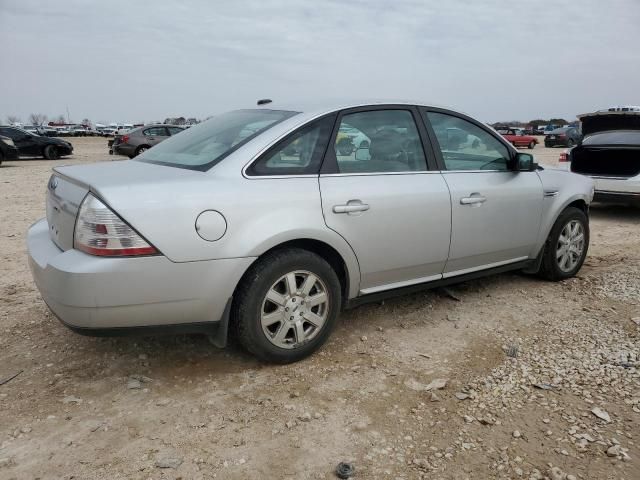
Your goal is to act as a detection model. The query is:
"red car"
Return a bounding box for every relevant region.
[496,127,538,149]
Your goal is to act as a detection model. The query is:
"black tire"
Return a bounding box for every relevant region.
[537,207,589,281]
[233,248,342,363]
[134,145,150,157]
[528,141,536,149]
[0,150,4,166]
[567,139,576,147]
[43,145,60,160]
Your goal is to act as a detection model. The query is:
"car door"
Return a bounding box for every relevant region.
[319,107,452,294]
[423,109,543,276]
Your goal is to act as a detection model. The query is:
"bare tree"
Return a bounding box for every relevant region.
[28,113,48,126]
[55,114,66,124]
[81,118,91,126]
[6,115,20,125]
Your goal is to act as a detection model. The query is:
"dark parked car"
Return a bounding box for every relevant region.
[0,126,73,159]
[0,135,20,165]
[544,127,582,147]
[111,124,184,158]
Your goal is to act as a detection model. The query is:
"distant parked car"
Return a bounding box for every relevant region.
[0,135,20,165]
[544,127,582,148]
[0,126,73,159]
[562,109,640,206]
[27,101,594,363]
[496,127,538,149]
[111,124,185,158]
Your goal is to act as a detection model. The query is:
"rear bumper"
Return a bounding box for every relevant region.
[27,218,254,337]
[113,144,136,157]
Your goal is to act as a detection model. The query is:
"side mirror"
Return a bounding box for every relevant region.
[515,152,537,171]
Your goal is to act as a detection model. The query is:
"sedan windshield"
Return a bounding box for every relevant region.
[135,109,298,171]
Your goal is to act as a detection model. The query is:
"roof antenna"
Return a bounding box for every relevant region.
[257,99,272,106]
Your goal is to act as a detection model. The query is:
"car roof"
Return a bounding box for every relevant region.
[251,99,473,120]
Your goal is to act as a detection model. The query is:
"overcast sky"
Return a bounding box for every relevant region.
[1,0,639,124]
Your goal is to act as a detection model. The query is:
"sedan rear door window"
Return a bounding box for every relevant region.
[143,127,168,137]
[333,110,427,174]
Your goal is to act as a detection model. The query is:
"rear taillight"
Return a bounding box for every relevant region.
[121,135,129,143]
[74,193,158,256]
[559,152,569,162]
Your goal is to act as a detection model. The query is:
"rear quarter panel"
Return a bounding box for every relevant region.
[94,171,362,298]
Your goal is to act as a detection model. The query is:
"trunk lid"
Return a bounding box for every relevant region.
[578,111,640,136]
[46,174,89,251]
[47,160,207,252]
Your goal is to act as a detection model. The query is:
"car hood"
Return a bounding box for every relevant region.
[578,112,640,136]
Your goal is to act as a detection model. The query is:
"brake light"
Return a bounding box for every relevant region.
[559,152,569,162]
[121,135,129,143]
[74,193,158,256]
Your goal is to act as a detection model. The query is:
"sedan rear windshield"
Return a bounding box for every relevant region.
[135,109,298,171]
[582,130,640,146]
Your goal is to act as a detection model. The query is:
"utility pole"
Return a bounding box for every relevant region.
[66,106,71,124]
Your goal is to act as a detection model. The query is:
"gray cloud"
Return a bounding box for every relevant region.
[1,0,638,124]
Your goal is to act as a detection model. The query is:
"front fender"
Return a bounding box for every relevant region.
[534,168,594,253]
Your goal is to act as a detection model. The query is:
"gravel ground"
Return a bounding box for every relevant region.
[0,138,639,479]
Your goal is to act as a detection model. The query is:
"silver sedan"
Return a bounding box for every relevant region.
[27,100,595,363]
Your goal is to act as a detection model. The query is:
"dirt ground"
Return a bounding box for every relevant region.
[1,138,639,480]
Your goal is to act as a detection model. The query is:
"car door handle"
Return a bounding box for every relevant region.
[333,201,370,214]
[460,194,486,205]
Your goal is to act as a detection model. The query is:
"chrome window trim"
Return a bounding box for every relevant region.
[320,170,441,177]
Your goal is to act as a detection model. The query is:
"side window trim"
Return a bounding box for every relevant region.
[244,113,337,177]
[320,105,437,175]
[420,107,516,172]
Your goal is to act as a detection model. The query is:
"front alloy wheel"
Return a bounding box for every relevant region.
[537,206,589,281]
[556,220,585,273]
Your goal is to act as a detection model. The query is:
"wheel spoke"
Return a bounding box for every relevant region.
[303,311,325,329]
[300,273,318,296]
[573,233,584,244]
[273,324,291,344]
[285,273,298,296]
[261,310,283,328]
[307,291,327,307]
[294,321,306,344]
[266,289,286,306]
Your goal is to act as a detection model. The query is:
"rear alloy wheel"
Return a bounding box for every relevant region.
[567,139,576,147]
[134,146,149,157]
[233,248,341,363]
[537,207,589,281]
[43,145,60,160]
[528,141,536,149]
